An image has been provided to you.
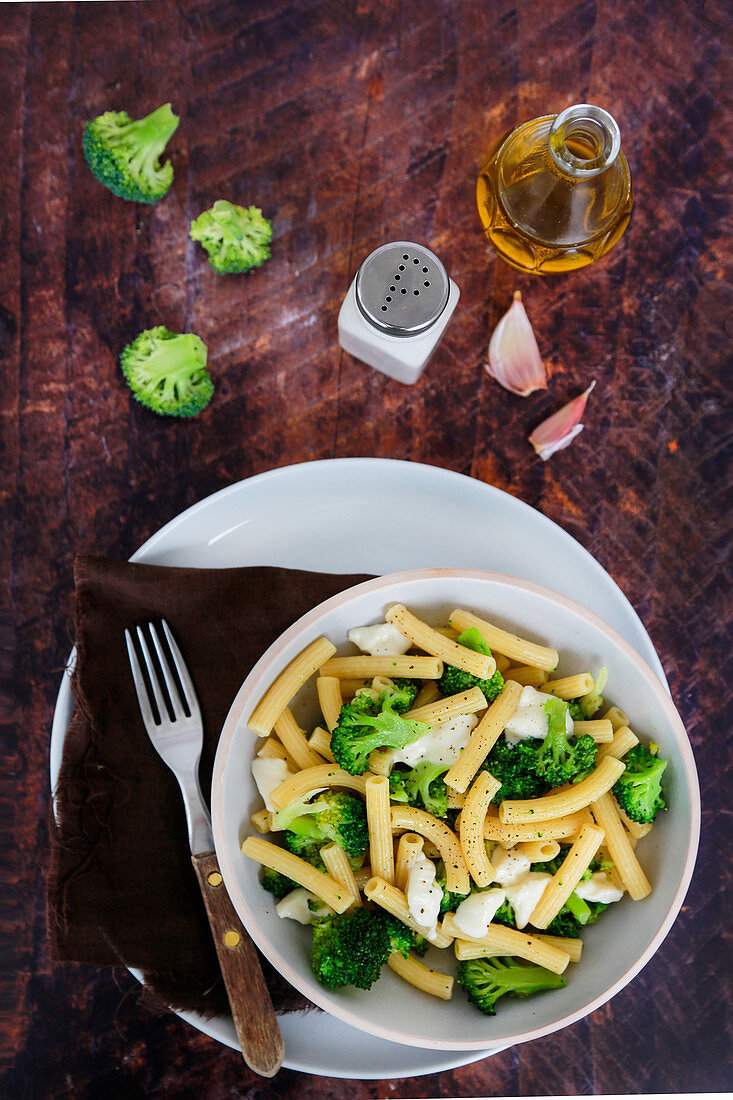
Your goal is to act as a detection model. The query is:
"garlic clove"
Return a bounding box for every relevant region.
[529,381,596,461]
[486,291,548,396]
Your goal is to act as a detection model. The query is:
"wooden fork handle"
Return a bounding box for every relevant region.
[191,851,284,1077]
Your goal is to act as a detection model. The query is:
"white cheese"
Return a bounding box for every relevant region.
[504,685,574,744]
[347,623,412,656]
[574,872,624,905]
[490,845,532,886]
[275,888,332,924]
[504,871,554,929]
[453,889,507,939]
[391,713,478,768]
[251,757,293,812]
[406,857,442,939]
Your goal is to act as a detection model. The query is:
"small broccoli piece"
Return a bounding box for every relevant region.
[613,743,668,823]
[282,829,326,872]
[482,739,546,803]
[260,868,297,899]
[540,856,609,934]
[310,908,391,990]
[330,698,429,776]
[493,898,518,928]
[578,667,608,718]
[438,627,505,704]
[457,957,566,1015]
[282,791,368,861]
[120,326,212,418]
[381,913,423,959]
[535,697,597,788]
[434,860,470,915]
[82,103,179,203]
[388,761,450,818]
[190,200,273,275]
[384,678,421,713]
[567,700,585,722]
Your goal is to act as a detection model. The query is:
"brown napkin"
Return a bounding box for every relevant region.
[48,555,371,1018]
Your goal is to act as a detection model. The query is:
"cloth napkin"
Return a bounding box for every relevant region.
[48,555,371,1018]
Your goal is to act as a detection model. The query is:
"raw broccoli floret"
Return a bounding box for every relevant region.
[438,627,505,704]
[120,326,213,417]
[282,791,368,861]
[613,744,668,823]
[82,103,179,203]
[330,697,429,776]
[388,761,450,817]
[260,868,297,899]
[482,739,546,803]
[190,200,273,274]
[457,957,566,1015]
[534,697,597,788]
[310,908,391,990]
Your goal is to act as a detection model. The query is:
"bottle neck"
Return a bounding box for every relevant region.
[549,104,621,179]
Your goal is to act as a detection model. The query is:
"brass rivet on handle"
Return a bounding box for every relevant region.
[223,930,240,948]
[207,871,223,887]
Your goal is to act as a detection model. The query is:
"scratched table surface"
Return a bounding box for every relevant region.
[3,0,731,1096]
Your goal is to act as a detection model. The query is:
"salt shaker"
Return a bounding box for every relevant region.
[337,241,460,384]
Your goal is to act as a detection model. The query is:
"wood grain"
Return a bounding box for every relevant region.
[191,852,284,1077]
[3,0,731,1095]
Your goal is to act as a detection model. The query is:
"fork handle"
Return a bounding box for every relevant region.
[191,851,284,1077]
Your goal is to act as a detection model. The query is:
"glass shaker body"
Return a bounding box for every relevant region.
[476,104,633,274]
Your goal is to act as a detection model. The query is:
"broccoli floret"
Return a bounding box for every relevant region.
[457,957,566,1015]
[493,898,518,928]
[535,697,597,788]
[330,698,429,776]
[190,200,273,275]
[282,791,368,861]
[260,868,297,899]
[310,908,391,990]
[282,829,327,872]
[384,678,421,713]
[120,326,212,418]
[482,739,546,803]
[438,627,505,704]
[388,761,450,818]
[434,859,471,915]
[82,103,179,203]
[613,744,668,823]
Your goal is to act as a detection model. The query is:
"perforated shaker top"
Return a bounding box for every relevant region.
[355,242,450,337]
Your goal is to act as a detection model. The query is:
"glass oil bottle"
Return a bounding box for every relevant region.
[476,104,633,274]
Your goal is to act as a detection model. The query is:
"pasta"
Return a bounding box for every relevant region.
[528,824,606,929]
[387,951,454,999]
[241,599,671,1020]
[386,603,497,679]
[248,636,337,735]
[444,680,523,793]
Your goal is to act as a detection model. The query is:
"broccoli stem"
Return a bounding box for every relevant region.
[134,335,205,395]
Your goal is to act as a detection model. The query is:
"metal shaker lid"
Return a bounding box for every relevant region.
[355,241,450,337]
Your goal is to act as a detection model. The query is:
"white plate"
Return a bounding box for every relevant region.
[49,458,667,1079]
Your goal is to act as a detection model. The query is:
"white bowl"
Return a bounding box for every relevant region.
[212,569,700,1051]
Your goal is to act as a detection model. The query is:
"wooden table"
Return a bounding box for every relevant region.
[4,0,730,1094]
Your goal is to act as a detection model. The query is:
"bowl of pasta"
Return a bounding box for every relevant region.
[211,569,700,1050]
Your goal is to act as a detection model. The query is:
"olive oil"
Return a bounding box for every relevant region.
[477,105,633,274]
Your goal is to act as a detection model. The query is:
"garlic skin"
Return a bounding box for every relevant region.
[529,381,596,461]
[486,291,548,396]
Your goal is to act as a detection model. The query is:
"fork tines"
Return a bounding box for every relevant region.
[125,620,198,727]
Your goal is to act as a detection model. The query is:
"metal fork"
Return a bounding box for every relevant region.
[126,621,284,1077]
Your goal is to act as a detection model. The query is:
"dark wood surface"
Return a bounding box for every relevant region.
[3,0,731,1095]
